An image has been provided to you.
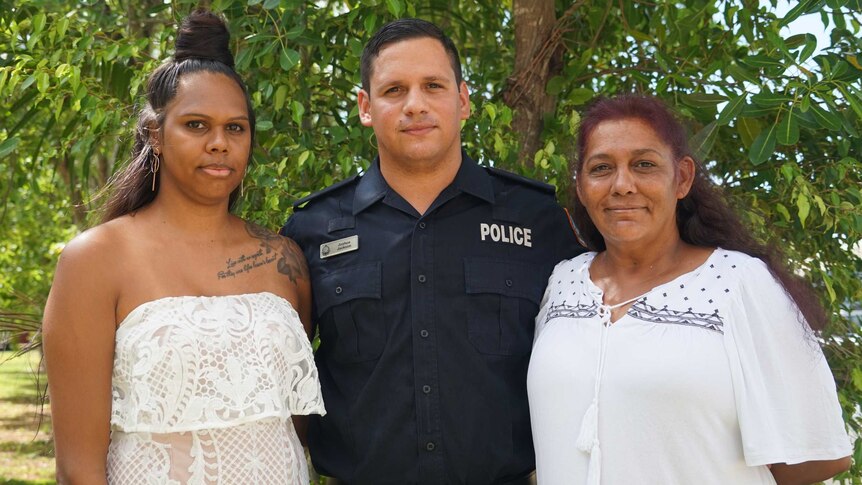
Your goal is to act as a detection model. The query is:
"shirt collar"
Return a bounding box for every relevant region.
[352,150,495,215]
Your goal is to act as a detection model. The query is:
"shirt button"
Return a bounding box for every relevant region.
[422,385,431,394]
[505,279,513,287]
[419,222,426,229]
[425,441,436,452]
[418,274,427,283]
[335,286,343,294]
[420,329,429,338]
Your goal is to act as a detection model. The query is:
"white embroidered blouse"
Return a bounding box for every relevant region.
[527,249,850,485]
[106,292,325,485]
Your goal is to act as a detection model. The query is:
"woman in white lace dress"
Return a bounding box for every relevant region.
[42,10,324,484]
[527,95,851,485]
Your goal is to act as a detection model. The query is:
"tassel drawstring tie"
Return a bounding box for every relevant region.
[576,273,643,485]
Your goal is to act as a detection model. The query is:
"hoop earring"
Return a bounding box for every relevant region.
[150,152,160,192]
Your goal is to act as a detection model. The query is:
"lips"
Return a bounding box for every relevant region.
[401,123,436,135]
[200,164,234,177]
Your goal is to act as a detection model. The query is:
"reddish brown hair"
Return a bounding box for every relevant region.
[572,95,827,331]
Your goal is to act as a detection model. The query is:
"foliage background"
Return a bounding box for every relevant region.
[1,0,861,480]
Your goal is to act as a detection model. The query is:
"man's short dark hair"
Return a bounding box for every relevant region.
[360,18,463,93]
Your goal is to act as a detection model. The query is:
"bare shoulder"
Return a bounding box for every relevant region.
[242,220,309,285]
[44,219,134,336]
[56,219,127,272]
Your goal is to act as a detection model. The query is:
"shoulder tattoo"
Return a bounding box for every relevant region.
[244,221,309,284]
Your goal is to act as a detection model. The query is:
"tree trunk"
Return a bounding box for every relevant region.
[502,0,563,169]
[57,154,88,228]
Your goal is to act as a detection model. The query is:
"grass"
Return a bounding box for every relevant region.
[0,350,55,484]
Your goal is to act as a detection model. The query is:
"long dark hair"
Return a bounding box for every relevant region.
[572,95,827,331]
[98,10,256,222]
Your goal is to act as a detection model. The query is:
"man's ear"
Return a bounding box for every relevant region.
[357,89,373,127]
[458,80,470,120]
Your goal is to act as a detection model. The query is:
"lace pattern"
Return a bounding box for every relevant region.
[107,292,324,484]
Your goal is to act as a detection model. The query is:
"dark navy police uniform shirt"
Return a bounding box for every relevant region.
[281,152,584,485]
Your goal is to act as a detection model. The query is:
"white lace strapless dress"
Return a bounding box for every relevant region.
[106,292,325,485]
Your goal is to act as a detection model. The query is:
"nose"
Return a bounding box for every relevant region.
[207,128,228,153]
[402,89,429,116]
[611,166,636,195]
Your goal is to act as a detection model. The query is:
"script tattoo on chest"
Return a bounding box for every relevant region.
[216,222,309,284]
[217,248,277,279]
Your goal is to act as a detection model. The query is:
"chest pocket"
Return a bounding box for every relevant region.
[464,257,545,356]
[313,261,384,363]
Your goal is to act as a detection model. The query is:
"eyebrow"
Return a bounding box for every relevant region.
[586,147,663,163]
[178,112,250,121]
[376,75,450,88]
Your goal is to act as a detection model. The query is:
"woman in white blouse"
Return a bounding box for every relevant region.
[527,95,851,485]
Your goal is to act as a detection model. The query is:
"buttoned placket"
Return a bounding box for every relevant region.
[411,211,445,482]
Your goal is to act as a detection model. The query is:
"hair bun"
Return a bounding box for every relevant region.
[174,10,234,68]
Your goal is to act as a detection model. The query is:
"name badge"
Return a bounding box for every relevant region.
[320,235,359,259]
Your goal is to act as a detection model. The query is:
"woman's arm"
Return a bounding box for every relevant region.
[770,457,852,485]
[43,235,118,484]
[277,235,313,445]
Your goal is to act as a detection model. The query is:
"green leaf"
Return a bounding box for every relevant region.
[256,120,274,131]
[263,0,281,9]
[285,24,305,40]
[484,103,496,123]
[274,85,287,111]
[779,0,820,27]
[36,71,49,94]
[796,193,810,228]
[297,150,310,167]
[0,136,20,157]
[716,95,746,125]
[821,270,836,302]
[775,202,791,222]
[364,14,378,33]
[689,121,718,160]
[784,34,808,49]
[280,48,300,71]
[569,88,594,105]
[851,367,862,392]
[546,76,566,96]
[808,103,843,131]
[682,93,727,108]
[776,110,800,145]
[748,122,776,165]
[386,0,404,17]
[291,100,305,125]
[799,35,817,63]
[737,117,761,148]
[838,85,862,120]
[751,90,790,107]
[780,163,796,182]
[32,13,46,35]
[741,53,784,70]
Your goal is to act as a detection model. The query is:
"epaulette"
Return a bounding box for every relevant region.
[292,174,361,210]
[484,166,556,195]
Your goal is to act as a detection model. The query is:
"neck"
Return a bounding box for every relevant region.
[379,150,462,215]
[601,235,688,278]
[143,190,235,242]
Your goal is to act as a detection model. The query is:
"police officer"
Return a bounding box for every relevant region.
[281,18,583,485]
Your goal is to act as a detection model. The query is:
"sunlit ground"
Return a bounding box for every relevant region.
[0,350,55,484]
